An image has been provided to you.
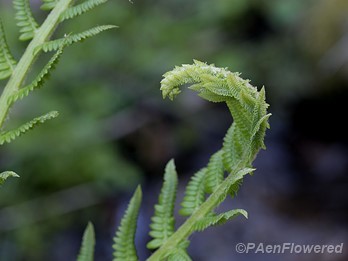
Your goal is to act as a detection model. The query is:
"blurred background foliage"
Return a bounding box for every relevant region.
[0,0,347,260]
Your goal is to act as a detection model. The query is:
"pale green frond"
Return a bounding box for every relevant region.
[179,168,207,216]
[8,45,65,106]
[0,171,19,185]
[41,25,117,52]
[113,186,142,261]
[61,0,109,21]
[0,111,59,145]
[204,150,224,194]
[13,0,39,41]
[0,20,17,80]
[41,0,58,10]
[77,222,95,261]
[192,209,248,232]
[147,160,178,250]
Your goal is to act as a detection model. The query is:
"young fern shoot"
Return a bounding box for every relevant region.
[0,0,116,183]
[106,60,271,260]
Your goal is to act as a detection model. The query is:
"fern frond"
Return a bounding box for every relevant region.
[192,209,248,232]
[0,171,19,185]
[204,150,224,194]
[41,25,117,52]
[60,0,109,21]
[8,45,65,106]
[113,186,142,261]
[13,0,39,41]
[77,222,95,261]
[146,62,270,261]
[147,160,178,250]
[0,111,59,145]
[0,20,17,80]
[40,0,58,10]
[228,168,255,198]
[179,168,207,216]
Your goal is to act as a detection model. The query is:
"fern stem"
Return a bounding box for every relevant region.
[0,0,74,128]
[147,164,244,261]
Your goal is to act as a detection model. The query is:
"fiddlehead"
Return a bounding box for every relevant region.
[111,60,271,261]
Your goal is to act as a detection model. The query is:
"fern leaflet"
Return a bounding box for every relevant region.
[0,111,59,145]
[60,0,109,21]
[13,0,39,41]
[40,0,58,11]
[0,20,17,80]
[147,159,178,250]
[41,25,117,52]
[113,186,142,261]
[179,168,207,216]
[204,150,224,194]
[77,222,95,261]
[167,249,192,261]
[8,45,65,106]
[0,171,19,185]
[192,209,248,232]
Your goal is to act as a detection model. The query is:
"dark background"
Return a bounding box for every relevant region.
[0,0,347,260]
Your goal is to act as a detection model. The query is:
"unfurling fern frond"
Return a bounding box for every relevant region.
[0,171,19,185]
[60,0,109,21]
[192,209,248,232]
[0,111,58,145]
[40,0,58,11]
[147,160,178,250]
[41,25,117,52]
[77,222,95,261]
[113,186,142,261]
[0,20,17,80]
[13,0,39,41]
[161,60,271,174]
[179,168,207,216]
[8,45,65,106]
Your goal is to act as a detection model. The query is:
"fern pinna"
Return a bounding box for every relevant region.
[76,60,271,260]
[0,0,116,184]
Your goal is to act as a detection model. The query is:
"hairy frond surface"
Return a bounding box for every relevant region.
[192,209,248,232]
[113,186,142,261]
[8,45,65,106]
[179,168,207,216]
[0,171,19,185]
[41,25,117,52]
[77,222,95,261]
[0,20,17,80]
[0,111,59,145]
[60,0,109,21]
[147,159,178,249]
[13,0,39,41]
